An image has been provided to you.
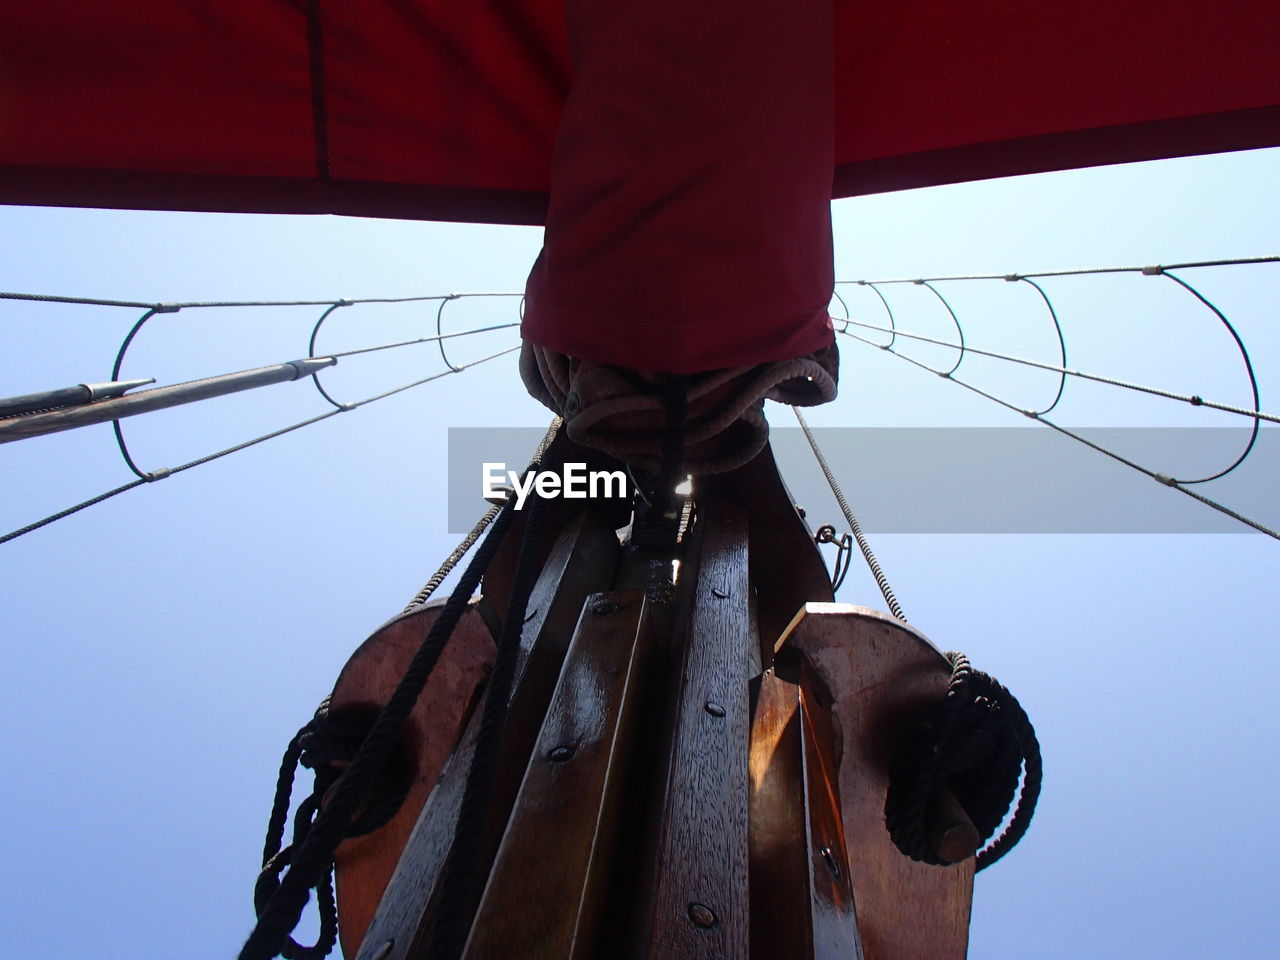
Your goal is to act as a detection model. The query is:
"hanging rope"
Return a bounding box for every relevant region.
[254,700,413,960]
[885,652,1042,872]
[244,420,561,960]
[792,405,907,621]
[425,492,547,960]
[239,498,519,960]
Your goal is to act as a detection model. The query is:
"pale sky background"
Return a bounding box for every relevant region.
[1,146,1277,959]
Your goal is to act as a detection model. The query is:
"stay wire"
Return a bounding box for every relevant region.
[837,323,1278,425]
[833,254,1279,286]
[792,406,907,621]
[403,417,563,612]
[0,345,520,547]
[844,331,1280,540]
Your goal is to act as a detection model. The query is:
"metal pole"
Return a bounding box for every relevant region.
[0,378,155,419]
[0,357,336,444]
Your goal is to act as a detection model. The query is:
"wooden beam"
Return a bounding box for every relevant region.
[461,589,652,959]
[641,501,751,959]
[749,671,863,959]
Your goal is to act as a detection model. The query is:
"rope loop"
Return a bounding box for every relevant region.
[885,652,1042,872]
[251,700,415,960]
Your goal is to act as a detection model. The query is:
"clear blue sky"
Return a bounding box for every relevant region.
[1,146,1277,959]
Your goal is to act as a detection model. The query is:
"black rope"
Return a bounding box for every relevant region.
[404,418,562,612]
[253,701,413,960]
[885,652,1042,872]
[426,492,546,960]
[238,499,519,960]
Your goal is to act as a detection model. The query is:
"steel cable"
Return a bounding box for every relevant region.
[792,406,907,621]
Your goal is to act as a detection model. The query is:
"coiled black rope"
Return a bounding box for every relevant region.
[239,498,519,960]
[885,652,1042,872]
[254,701,413,960]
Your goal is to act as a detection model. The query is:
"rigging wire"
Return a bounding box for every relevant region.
[843,330,1280,540]
[834,254,1279,286]
[0,345,520,547]
[792,406,907,621]
[831,255,1276,537]
[403,417,563,612]
[837,321,1279,424]
[0,290,526,310]
[4,255,1275,544]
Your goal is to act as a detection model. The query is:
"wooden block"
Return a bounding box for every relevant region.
[749,672,863,960]
[642,501,751,960]
[461,589,652,959]
[330,598,495,958]
[351,507,621,960]
[777,604,974,960]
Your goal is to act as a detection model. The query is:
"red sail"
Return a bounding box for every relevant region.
[1,1,1276,372]
[1,1,1275,223]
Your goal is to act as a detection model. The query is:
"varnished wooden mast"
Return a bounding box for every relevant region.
[325,439,975,959]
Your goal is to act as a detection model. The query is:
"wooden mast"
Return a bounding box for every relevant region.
[319,434,975,959]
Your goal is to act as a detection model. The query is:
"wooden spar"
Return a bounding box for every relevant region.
[323,440,975,959]
[0,357,334,443]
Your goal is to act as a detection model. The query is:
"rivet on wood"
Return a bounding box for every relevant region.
[710,586,728,599]
[548,744,576,763]
[591,601,618,616]
[704,701,725,717]
[820,845,841,880]
[687,903,718,928]
[367,939,394,960]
